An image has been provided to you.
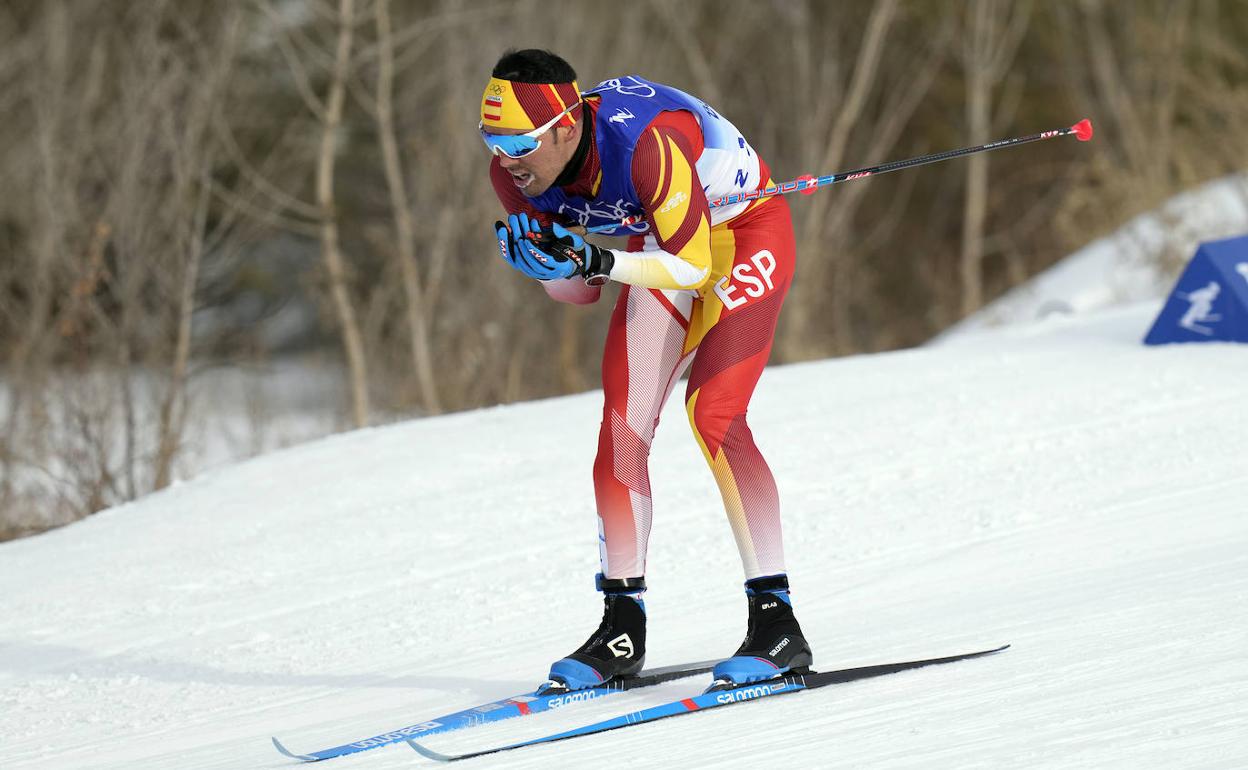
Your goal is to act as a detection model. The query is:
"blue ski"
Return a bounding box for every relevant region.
[271,659,716,762]
[408,644,1010,762]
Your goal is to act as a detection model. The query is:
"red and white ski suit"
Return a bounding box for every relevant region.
[491,96,795,581]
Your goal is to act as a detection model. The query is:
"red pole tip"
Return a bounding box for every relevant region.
[1072,119,1094,142]
[796,174,819,195]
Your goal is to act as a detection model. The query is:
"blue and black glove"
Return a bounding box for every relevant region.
[494,213,614,285]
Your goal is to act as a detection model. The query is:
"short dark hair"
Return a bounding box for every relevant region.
[492,49,577,83]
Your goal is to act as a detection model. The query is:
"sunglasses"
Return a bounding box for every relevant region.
[480,101,581,159]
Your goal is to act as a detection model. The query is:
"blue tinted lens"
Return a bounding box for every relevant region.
[481,130,540,158]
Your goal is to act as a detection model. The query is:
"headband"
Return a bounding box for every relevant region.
[481,77,581,131]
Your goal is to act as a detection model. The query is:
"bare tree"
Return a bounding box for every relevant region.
[775,0,952,358]
[372,0,441,414]
[319,0,371,427]
[262,0,373,428]
[155,10,249,489]
[0,2,262,534]
[957,0,1031,317]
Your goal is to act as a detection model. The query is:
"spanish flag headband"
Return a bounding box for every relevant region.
[480,77,581,131]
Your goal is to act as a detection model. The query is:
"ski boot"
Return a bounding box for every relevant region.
[709,574,813,689]
[541,575,647,693]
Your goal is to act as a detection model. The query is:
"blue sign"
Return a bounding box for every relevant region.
[1144,234,1248,345]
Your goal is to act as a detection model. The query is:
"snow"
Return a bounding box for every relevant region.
[3,300,1247,768]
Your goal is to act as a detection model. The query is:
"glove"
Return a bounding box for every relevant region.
[493,213,570,281]
[519,219,616,286]
[495,216,556,280]
[511,213,576,281]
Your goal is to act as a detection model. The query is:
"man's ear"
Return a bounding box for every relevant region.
[554,123,577,146]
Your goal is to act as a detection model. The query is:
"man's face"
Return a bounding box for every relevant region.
[491,123,578,197]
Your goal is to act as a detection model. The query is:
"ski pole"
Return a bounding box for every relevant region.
[586,118,1093,235]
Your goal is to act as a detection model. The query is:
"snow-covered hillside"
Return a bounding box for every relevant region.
[938,173,1248,338]
[3,301,1246,769]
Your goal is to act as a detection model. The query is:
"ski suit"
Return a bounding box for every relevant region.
[489,76,796,581]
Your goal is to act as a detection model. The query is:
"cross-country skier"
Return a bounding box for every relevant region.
[480,49,811,690]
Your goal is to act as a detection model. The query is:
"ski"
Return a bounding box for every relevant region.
[271,659,716,762]
[407,644,1010,762]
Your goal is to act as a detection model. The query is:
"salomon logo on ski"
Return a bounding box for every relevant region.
[350,722,442,748]
[547,690,602,709]
[714,682,786,705]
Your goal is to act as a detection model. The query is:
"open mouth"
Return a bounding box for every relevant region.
[510,170,535,189]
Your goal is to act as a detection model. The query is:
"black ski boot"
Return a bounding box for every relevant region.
[711,574,813,687]
[543,575,647,693]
